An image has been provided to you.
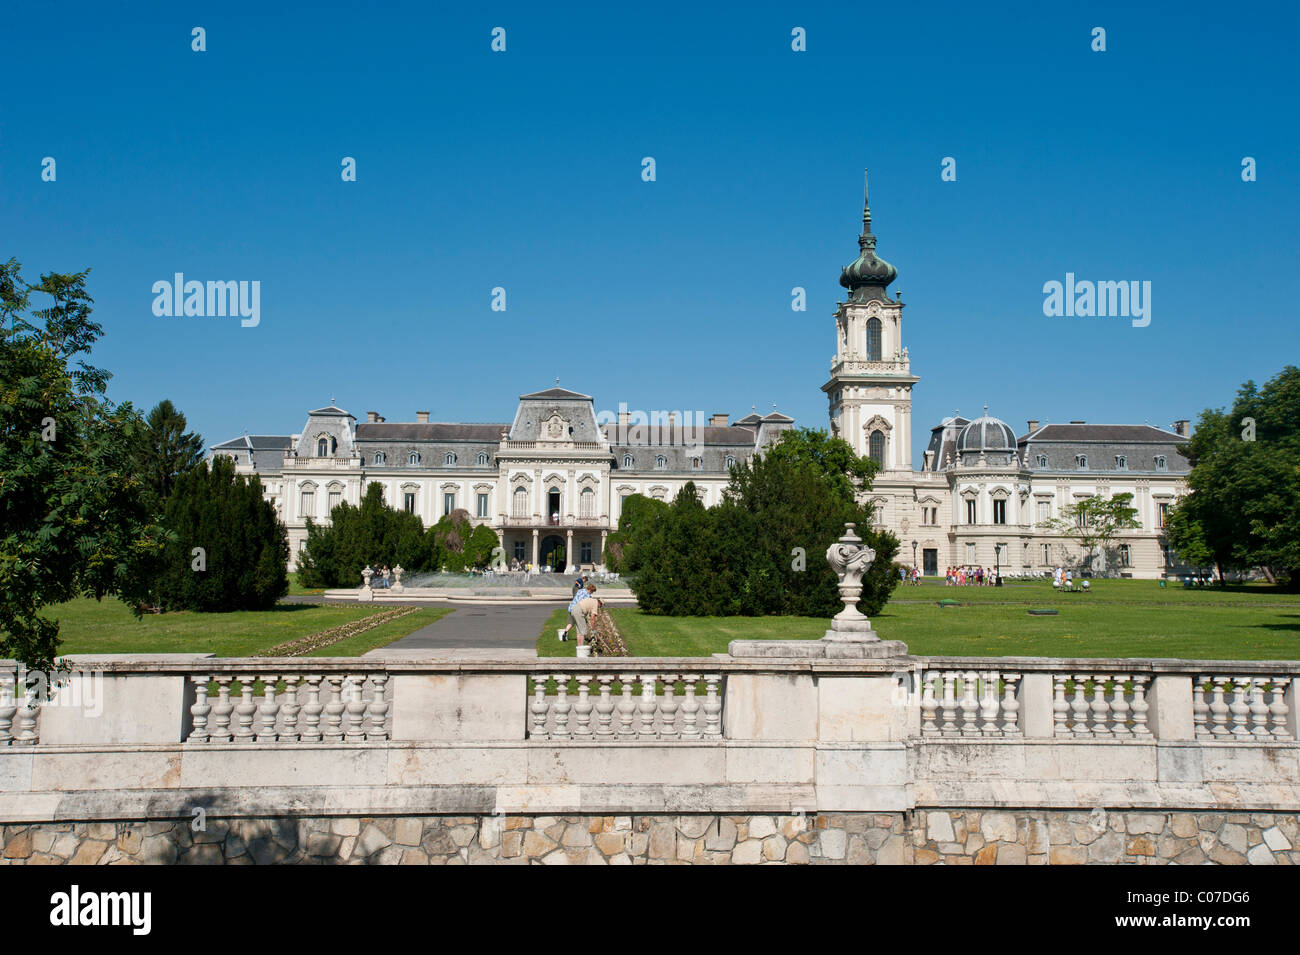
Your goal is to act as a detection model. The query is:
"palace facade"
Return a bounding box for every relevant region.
[212,178,1191,578]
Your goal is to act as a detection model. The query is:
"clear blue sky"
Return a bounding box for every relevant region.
[4,1,1297,466]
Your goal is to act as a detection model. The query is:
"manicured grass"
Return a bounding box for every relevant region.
[537,580,1300,660]
[47,598,448,657]
[287,573,324,596]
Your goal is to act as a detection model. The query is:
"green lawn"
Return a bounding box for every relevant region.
[47,598,449,657]
[537,580,1300,660]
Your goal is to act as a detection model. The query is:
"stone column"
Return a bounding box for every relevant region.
[600,529,608,570]
[531,528,539,568]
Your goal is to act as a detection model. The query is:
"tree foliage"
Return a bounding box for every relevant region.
[156,456,289,611]
[624,428,899,617]
[0,260,165,667]
[1037,493,1141,575]
[129,399,205,512]
[1166,366,1300,587]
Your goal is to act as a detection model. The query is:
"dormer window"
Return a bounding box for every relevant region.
[316,437,330,456]
[477,451,489,466]
[445,452,457,466]
[725,455,736,469]
[691,457,702,470]
[1036,454,1048,468]
[655,455,667,470]
[1075,454,1088,470]
[623,454,634,468]
[408,451,421,465]
[1155,455,1167,470]
[1115,455,1127,469]
[373,451,386,465]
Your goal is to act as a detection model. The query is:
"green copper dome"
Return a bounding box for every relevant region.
[839,170,898,303]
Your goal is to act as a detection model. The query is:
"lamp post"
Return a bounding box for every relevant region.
[912,540,918,580]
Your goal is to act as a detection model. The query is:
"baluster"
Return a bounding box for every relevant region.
[1227,677,1251,739]
[280,676,301,740]
[940,672,959,737]
[1071,674,1091,738]
[702,675,722,739]
[1130,676,1151,737]
[0,669,15,744]
[210,677,235,742]
[1001,673,1021,736]
[679,676,700,740]
[530,675,550,740]
[979,672,1000,736]
[323,675,345,742]
[921,672,939,736]
[573,675,593,736]
[617,673,638,738]
[1193,676,1210,738]
[552,674,571,739]
[234,679,257,742]
[958,671,980,737]
[188,676,211,743]
[595,675,617,737]
[638,674,658,739]
[1109,674,1131,737]
[1269,680,1292,740]
[659,673,679,740]
[14,685,38,744]
[1052,674,1070,737]
[300,676,324,742]
[1208,677,1231,737]
[1249,678,1271,738]
[1088,673,1112,737]
[344,676,368,742]
[366,675,389,740]
[257,674,280,742]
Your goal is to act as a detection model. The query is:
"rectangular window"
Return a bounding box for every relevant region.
[301,490,315,518]
[1036,501,1050,523]
[992,499,1006,524]
[327,489,341,512]
[513,541,525,561]
[580,541,592,562]
[477,493,489,517]
[444,492,455,515]
[1119,544,1131,567]
[1157,503,1169,529]
[966,500,977,524]
[404,492,416,513]
[1041,543,1050,564]
[995,544,1008,564]
[965,542,976,563]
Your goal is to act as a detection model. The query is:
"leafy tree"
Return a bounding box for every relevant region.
[0,260,165,667]
[157,456,288,611]
[299,483,431,586]
[1168,366,1300,587]
[129,399,205,511]
[606,494,670,574]
[1037,493,1140,576]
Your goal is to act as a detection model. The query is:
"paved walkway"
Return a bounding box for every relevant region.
[365,601,561,653]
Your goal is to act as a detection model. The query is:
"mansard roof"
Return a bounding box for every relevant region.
[1019,423,1183,444]
[306,406,354,417]
[355,422,508,442]
[519,387,592,400]
[212,434,293,451]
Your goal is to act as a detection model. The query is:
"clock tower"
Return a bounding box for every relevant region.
[822,171,918,473]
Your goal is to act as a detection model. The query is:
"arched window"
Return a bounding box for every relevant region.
[868,430,886,468]
[1154,455,1167,470]
[408,451,420,466]
[1036,454,1048,468]
[691,457,702,470]
[866,318,882,361]
[725,455,736,469]
[373,451,385,465]
[1076,454,1088,470]
[655,455,667,469]
[512,487,528,517]
[580,487,595,518]
[477,451,489,466]
[316,437,329,456]
[445,452,457,466]
[623,454,634,468]
[1115,455,1127,469]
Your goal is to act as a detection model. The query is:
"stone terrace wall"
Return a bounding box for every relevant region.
[2,810,1297,865]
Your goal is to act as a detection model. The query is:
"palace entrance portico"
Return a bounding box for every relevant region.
[500,519,608,572]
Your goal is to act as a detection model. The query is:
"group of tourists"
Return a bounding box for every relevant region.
[1052,566,1089,591]
[364,564,392,588]
[945,566,993,586]
[897,566,922,585]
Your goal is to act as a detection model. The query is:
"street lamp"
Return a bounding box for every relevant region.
[912,540,918,578]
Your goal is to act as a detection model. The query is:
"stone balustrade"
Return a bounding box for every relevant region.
[527,670,723,741]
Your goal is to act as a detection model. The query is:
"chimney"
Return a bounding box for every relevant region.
[1173,419,1190,437]
[416,411,430,423]
[366,411,379,423]
[710,412,729,427]
[1027,419,1039,433]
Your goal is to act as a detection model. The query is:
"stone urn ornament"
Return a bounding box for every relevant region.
[391,564,404,593]
[359,566,374,603]
[823,524,877,641]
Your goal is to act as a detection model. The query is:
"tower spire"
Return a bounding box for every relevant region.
[861,168,872,235]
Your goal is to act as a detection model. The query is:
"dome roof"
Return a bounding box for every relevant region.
[838,170,898,303]
[958,413,1016,453]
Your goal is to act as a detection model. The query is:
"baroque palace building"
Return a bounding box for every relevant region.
[212,177,1191,579]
